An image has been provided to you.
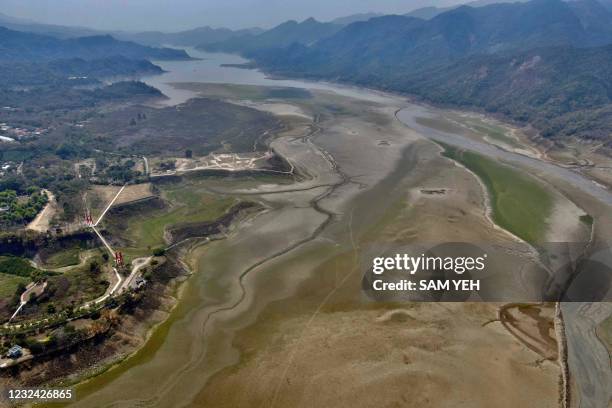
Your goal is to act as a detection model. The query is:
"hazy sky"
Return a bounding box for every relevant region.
[0,0,464,31]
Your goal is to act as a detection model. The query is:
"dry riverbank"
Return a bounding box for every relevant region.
[67,86,564,408]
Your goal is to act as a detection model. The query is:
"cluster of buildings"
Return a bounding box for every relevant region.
[0,122,47,141]
[0,162,13,178]
[0,161,21,178]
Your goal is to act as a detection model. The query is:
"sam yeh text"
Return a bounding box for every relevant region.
[372,279,480,292]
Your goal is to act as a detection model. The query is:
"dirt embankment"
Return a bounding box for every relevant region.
[26,189,57,233]
[0,231,98,260]
[165,201,261,245]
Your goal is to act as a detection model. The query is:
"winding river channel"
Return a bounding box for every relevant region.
[65,48,612,408]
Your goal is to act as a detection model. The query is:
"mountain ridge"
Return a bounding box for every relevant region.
[199,17,343,55]
[0,26,191,62]
[245,0,612,142]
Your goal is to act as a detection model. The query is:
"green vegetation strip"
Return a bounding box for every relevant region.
[0,255,38,277]
[45,248,81,269]
[442,145,553,243]
[125,184,235,250]
[0,273,29,298]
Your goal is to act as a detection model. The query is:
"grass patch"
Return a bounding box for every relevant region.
[442,146,553,243]
[45,248,81,269]
[579,214,594,226]
[122,183,235,250]
[0,272,28,298]
[0,255,37,278]
[44,253,108,307]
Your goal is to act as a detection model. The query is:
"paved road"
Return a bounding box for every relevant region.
[95,184,126,226]
[120,257,151,292]
[8,281,47,321]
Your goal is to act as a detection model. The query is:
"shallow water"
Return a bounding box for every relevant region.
[396,106,612,206]
[143,47,395,106]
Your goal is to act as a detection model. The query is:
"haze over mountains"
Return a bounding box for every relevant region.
[1,0,611,142]
[211,0,612,142]
[0,27,190,62]
[244,0,612,64]
[201,18,344,54]
[116,27,264,48]
[0,25,178,111]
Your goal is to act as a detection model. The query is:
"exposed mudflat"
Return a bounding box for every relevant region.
[62,48,612,408]
[68,86,564,408]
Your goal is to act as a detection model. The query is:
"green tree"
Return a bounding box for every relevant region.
[47,303,56,314]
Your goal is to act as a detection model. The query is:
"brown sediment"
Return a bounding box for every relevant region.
[61,87,562,408]
[165,201,261,245]
[554,303,571,408]
[498,303,558,361]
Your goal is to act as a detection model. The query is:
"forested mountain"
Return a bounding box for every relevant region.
[0,27,170,110]
[253,0,612,77]
[398,45,612,141]
[245,0,612,141]
[200,18,343,54]
[0,27,191,61]
[0,57,163,88]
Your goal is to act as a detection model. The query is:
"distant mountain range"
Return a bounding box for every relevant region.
[0,26,190,62]
[203,0,612,62]
[330,13,383,25]
[404,0,531,19]
[0,12,263,48]
[238,0,612,142]
[2,0,611,141]
[116,26,264,47]
[200,18,343,54]
[0,25,176,110]
[253,0,612,72]
[0,12,99,38]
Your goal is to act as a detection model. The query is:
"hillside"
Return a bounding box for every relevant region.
[0,57,163,88]
[400,45,612,142]
[200,18,342,55]
[254,0,612,76]
[248,0,612,142]
[0,27,191,61]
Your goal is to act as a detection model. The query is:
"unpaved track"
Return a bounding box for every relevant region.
[26,189,56,232]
